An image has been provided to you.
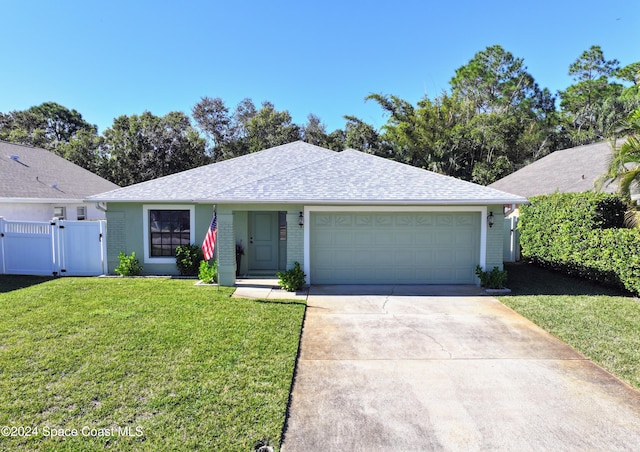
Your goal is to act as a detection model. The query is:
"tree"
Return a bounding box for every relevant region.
[100,111,208,186]
[617,62,640,95]
[343,115,381,155]
[244,102,301,152]
[604,109,640,200]
[559,45,624,143]
[449,45,543,115]
[302,114,329,147]
[0,102,95,152]
[191,97,259,161]
[191,96,232,149]
[57,128,103,174]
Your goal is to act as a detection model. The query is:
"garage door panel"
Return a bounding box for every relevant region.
[415,250,434,265]
[416,215,435,226]
[393,249,414,265]
[454,249,475,264]
[415,232,434,245]
[395,233,414,245]
[455,232,475,246]
[334,214,353,226]
[353,250,376,266]
[310,212,480,284]
[376,232,394,246]
[314,230,333,245]
[334,233,355,246]
[354,231,375,245]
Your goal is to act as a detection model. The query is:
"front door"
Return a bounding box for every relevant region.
[248,212,279,271]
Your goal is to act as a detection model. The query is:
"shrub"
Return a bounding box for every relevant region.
[198,260,217,284]
[115,251,143,276]
[276,262,306,292]
[519,192,640,295]
[175,244,204,276]
[475,265,508,289]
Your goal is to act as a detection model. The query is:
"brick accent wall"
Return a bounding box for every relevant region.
[485,205,504,270]
[106,211,125,273]
[286,210,304,269]
[216,211,236,286]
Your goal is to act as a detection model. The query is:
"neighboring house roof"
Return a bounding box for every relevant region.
[488,141,618,198]
[0,140,119,202]
[88,141,526,205]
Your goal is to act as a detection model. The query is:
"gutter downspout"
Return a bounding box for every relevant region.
[95,202,107,212]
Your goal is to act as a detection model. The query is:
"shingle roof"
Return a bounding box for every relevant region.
[89,141,526,205]
[0,141,119,200]
[488,141,618,198]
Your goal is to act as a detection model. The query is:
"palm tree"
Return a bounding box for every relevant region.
[605,109,640,200]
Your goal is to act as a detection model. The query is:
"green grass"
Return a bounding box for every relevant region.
[0,276,305,451]
[499,263,640,389]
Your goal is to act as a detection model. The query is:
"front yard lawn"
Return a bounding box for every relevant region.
[0,277,305,451]
[499,263,640,390]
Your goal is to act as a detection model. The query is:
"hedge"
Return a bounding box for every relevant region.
[519,192,640,295]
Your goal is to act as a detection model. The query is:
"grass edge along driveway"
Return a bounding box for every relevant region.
[0,277,305,451]
[499,263,640,391]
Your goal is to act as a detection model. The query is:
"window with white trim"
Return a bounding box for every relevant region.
[77,206,87,220]
[149,209,191,257]
[53,206,66,219]
[142,205,195,263]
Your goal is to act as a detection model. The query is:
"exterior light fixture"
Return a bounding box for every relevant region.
[487,211,494,228]
[298,212,304,227]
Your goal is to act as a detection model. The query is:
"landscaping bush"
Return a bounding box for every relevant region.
[198,260,217,284]
[475,265,508,289]
[115,251,143,276]
[519,192,640,294]
[175,244,204,276]
[277,262,306,292]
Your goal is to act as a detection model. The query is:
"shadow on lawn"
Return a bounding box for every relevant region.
[0,275,54,293]
[504,262,630,297]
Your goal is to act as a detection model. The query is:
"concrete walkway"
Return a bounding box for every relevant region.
[281,285,640,451]
[232,278,308,301]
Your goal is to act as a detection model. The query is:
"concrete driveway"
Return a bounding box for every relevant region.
[281,285,640,451]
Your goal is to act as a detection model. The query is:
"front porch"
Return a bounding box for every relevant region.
[216,206,304,286]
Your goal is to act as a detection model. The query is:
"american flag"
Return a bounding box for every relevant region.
[202,211,217,261]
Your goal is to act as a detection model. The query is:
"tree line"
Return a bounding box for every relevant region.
[1,45,638,187]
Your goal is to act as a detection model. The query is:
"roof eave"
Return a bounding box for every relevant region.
[1,197,86,204]
[194,198,530,205]
[84,197,198,204]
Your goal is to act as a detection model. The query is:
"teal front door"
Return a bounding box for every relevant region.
[248,212,279,271]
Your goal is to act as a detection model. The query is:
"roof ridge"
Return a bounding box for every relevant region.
[208,147,339,201]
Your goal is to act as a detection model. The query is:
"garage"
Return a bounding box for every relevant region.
[309,211,480,284]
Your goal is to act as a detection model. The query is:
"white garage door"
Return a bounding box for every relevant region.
[310,212,480,284]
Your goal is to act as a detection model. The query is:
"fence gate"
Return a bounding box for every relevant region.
[503,216,520,263]
[0,218,107,276]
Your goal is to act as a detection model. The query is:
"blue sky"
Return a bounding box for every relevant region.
[1,0,638,134]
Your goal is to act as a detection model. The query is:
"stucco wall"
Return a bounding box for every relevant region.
[105,202,213,275]
[0,202,106,221]
[104,202,505,283]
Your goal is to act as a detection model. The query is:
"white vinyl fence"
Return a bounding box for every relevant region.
[0,217,107,276]
[503,215,520,263]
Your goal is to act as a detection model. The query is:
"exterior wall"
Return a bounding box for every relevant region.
[105,202,214,275]
[104,201,304,284]
[216,207,236,286]
[286,211,304,268]
[103,201,504,284]
[219,203,304,286]
[0,202,106,221]
[485,205,505,270]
